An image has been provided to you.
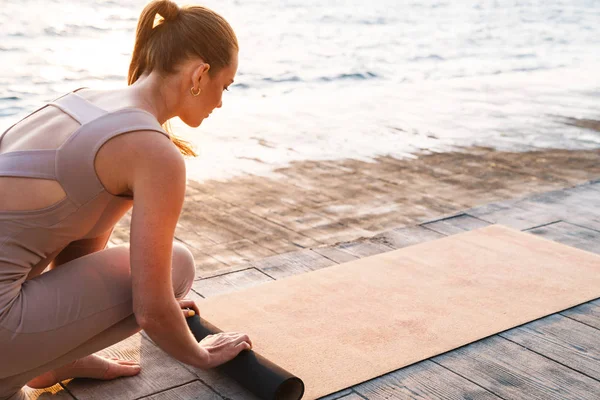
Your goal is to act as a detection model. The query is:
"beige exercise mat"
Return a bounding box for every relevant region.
[197,225,600,399]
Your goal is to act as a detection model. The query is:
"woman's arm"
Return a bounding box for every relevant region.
[127,131,210,368]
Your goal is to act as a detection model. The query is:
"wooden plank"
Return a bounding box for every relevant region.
[433,336,600,399]
[527,221,600,254]
[198,263,255,280]
[182,244,229,278]
[177,211,243,245]
[64,333,197,400]
[138,380,221,400]
[500,314,600,380]
[508,185,600,225]
[299,221,372,245]
[252,235,307,254]
[178,364,261,400]
[209,208,319,248]
[191,268,273,298]
[468,200,562,231]
[251,249,337,280]
[561,299,600,330]
[201,239,276,265]
[369,226,445,250]
[333,240,394,258]
[353,360,501,400]
[317,388,354,400]
[527,184,600,215]
[421,214,491,235]
[174,224,217,249]
[566,217,600,233]
[312,246,359,264]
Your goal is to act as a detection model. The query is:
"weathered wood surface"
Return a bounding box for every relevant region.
[311,246,359,264]
[62,333,197,400]
[353,360,502,400]
[499,314,600,380]
[433,336,600,400]
[369,226,444,249]
[330,241,394,258]
[138,381,221,400]
[561,299,600,330]
[251,249,337,279]
[527,221,600,254]
[421,214,491,235]
[191,268,274,298]
[63,180,600,400]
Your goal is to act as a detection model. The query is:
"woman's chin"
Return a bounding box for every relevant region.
[186,119,203,128]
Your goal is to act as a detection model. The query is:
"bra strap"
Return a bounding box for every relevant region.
[49,91,107,125]
[0,150,57,179]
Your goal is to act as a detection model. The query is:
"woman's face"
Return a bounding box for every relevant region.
[180,51,238,128]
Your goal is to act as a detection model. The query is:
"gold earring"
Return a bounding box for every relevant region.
[190,86,201,96]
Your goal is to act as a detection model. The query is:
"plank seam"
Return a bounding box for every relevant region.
[522,219,563,231]
[430,359,508,400]
[350,389,369,399]
[190,288,205,299]
[422,212,469,225]
[58,382,77,399]
[336,242,395,257]
[419,223,451,237]
[559,314,600,332]
[309,248,344,265]
[561,220,600,234]
[498,335,600,384]
[253,266,277,281]
[198,267,255,280]
[464,213,495,224]
[136,378,223,400]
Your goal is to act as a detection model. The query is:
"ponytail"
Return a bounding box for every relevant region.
[128,0,238,157]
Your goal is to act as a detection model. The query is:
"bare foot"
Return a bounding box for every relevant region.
[26,354,140,389]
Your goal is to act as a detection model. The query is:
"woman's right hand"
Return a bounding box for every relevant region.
[199,332,253,369]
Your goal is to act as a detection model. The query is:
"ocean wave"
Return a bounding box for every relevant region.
[0,46,25,52]
[257,72,380,87]
[0,107,21,117]
[318,72,379,82]
[409,55,445,62]
[262,76,302,83]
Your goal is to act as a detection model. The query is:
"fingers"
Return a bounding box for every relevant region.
[231,333,252,350]
[178,299,201,317]
[182,309,195,317]
[235,341,251,351]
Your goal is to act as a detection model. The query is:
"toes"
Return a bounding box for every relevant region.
[117,360,140,366]
[104,363,141,380]
[115,364,141,377]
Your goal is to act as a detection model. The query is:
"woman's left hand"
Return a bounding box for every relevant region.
[178,298,200,318]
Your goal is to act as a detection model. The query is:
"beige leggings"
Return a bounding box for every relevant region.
[0,242,196,399]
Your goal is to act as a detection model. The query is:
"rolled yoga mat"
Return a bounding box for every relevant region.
[186,314,305,400]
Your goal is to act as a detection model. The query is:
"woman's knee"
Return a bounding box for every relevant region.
[171,242,196,298]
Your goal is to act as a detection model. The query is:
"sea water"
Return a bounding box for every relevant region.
[1,0,599,181]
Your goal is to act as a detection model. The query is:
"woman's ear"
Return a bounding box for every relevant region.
[192,62,211,87]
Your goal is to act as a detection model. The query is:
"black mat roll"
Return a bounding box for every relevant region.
[186,314,305,400]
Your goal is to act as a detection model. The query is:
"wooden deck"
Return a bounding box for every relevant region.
[25,178,600,400]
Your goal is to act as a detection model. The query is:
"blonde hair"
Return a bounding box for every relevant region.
[128,0,239,157]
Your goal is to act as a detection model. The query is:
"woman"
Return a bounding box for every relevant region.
[0,1,251,397]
